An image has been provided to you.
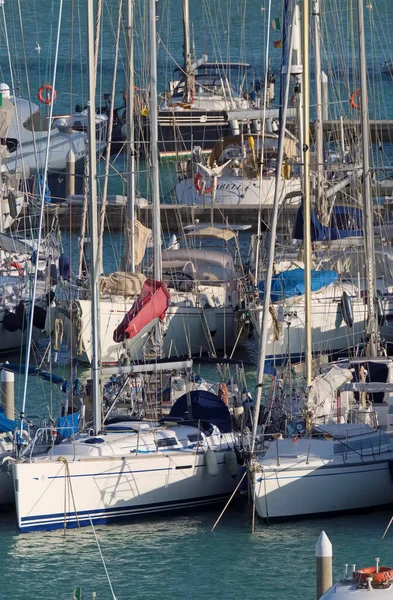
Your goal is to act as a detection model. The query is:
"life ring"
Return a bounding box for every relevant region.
[350,88,361,111]
[355,566,393,584]
[37,83,57,105]
[194,172,211,194]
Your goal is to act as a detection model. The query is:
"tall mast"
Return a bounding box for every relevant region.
[87,0,101,433]
[150,0,162,281]
[126,0,135,272]
[357,0,378,356]
[312,0,327,225]
[182,0,192,103]
[251,0,296,450]
[302,0,312,386]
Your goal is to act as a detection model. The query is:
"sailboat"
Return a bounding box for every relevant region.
[11,0,243,533]
[56,0,251,367]
[249,0,393,520]
[124,0,270,159]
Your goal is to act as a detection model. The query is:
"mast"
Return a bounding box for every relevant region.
[87,0,101,433]
[302,0,312,385]
[251,0,296,450]
[150,0,162,281]
[312,0,328,225]
[126,0,135,272]
[182,0,192,103]
[357,0,378,357]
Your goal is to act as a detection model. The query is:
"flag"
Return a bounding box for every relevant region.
[273,39,282,48]
[271,17,281,30]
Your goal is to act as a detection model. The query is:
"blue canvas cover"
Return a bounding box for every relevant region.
[57,412,80,438]
[259,268,338,301]
[0,407,14,432]
[169,390,232,433]
[293,200,363,241]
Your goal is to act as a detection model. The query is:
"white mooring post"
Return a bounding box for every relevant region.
[1,369,14,420]
[316,531,333,599]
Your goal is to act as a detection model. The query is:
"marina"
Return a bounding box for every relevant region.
[2,0,393,598]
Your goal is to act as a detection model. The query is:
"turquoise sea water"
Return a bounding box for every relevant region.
[2,0,393,598]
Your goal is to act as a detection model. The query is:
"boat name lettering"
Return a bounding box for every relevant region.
[216,183,242,191]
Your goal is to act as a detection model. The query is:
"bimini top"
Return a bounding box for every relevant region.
[162,248,237,282]
[169,390,233,433]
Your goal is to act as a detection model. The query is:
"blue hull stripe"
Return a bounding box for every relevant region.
[264,465,389,481]
[31,461,225,481]
[19,492,233,532]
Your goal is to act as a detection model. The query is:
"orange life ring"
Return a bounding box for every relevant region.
[355,567,393,584]
[218,383,228,405]
[350,88,361,111]
[37,83,57,106]
[193,172,211,194]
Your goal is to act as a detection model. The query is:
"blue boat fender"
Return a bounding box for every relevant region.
[340,291,353,328]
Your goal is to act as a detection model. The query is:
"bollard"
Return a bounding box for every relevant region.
[1,369,14,420]
[66,149,76,200]
[316,530,333,599]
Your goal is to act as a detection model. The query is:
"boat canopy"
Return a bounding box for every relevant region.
[185,226,236,241]
[258,268,338,301]
[162,248,237,282]
[293,201,363,241]
[306,365,353,422]
[208,134,297,167]
[169,390,233,433]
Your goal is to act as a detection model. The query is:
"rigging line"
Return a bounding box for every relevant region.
[98,0,123,252]
[19,0,64,442]
[256,124,281,280]
[2,2,34,186]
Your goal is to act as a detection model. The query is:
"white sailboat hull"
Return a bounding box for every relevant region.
[176,174,301,206]
[13,451,242,532]
[65,298,239,366]
[252,458,393,519]
[249,283,368,362]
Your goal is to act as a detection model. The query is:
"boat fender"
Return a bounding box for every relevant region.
[49,263,58,286]
[224,450,238,478]
[378,297,386,326]
[32,305,47,330]
[234,445,245,466]
[59,253,70,279]
[205,448,219,477]
[340,291,353,328]
[388,460,393,481]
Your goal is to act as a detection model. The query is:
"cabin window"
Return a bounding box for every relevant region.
[333,433,392,455]
[187,434,199,443]
[156,437,178,449]
[23,110,47,132]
